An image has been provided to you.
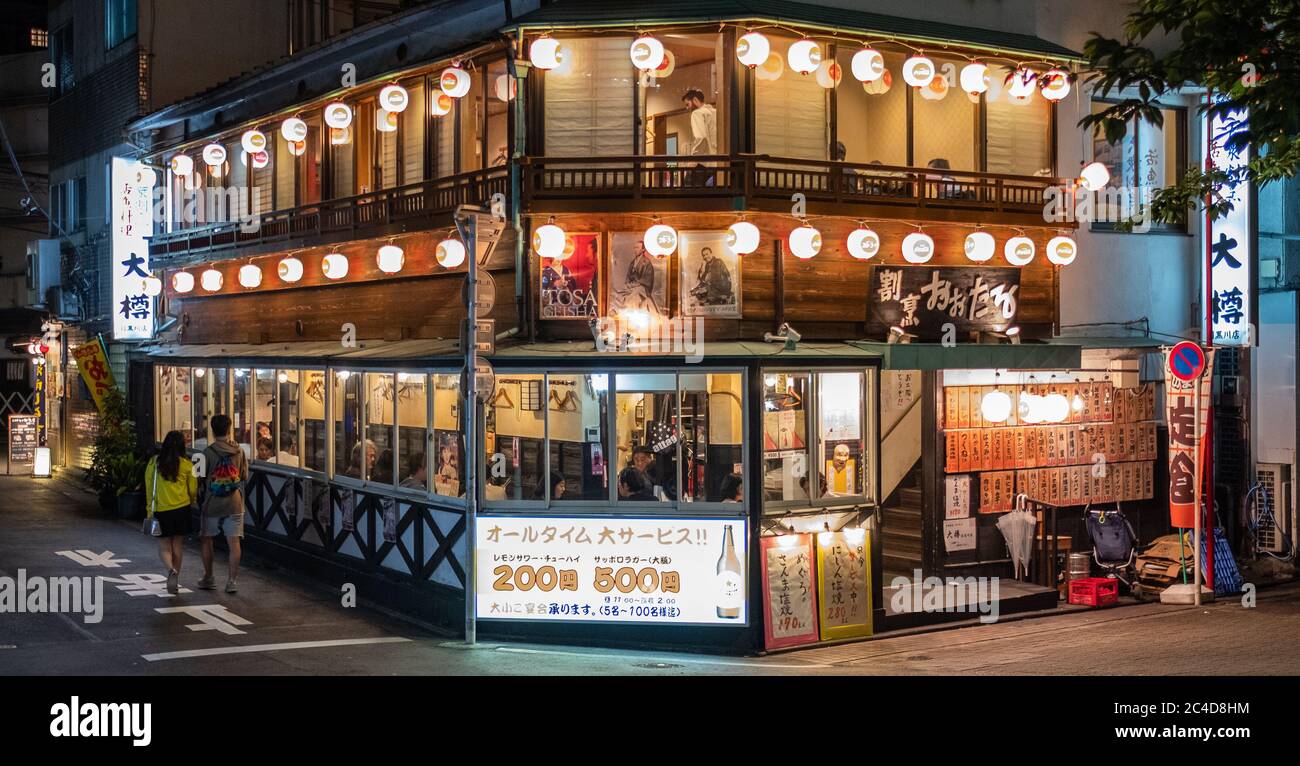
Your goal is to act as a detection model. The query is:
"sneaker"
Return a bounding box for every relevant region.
[196,575,215,590]
[225,580,238,594]
[166,569,179,594]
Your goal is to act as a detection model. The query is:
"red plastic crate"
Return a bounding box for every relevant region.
[1068,577,1119,607]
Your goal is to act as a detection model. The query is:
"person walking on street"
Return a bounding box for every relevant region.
[198,414,249,593]
[145,431,198,594]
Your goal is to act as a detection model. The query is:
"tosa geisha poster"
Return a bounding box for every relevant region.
[540,232,601,319]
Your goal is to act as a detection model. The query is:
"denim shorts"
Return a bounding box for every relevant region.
[201,512,245,538]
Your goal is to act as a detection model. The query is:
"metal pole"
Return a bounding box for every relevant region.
[1193,374,1203,606]
[463,213,478,645]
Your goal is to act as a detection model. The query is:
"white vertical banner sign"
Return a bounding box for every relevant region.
[1202,105,1253,346]
[111,157,158,340]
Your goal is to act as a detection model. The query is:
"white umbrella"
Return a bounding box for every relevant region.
[997,494,1038,578]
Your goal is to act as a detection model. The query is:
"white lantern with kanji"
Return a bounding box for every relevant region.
[1046,235,1077,265]
[436,238,467,269]
[629,36,665,71]
[902,232,935,263]
[1004,235,1036,266]
[726,221,760,254]
[441,67,471,98]
[322,253,349,280]
[379,84,410,113]
[277,257,304,283]
[964,231,995,262]
[850,48,885,82]
[377,244,405,274]
[788,39,821,75]
[736,32,770,68]
[644,224,678,257]
[533,223,567,259]
[902,56,935,87]
[530,37,562,70]
[846,227,880,260]
[238,264,263,288]
[788,225,821,259]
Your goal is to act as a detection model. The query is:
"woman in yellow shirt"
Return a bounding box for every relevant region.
[145,430,198,594]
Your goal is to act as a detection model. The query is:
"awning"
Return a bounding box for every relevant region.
[134,338,460,366]
[506,0,1083,61]
[847,341,1082,371]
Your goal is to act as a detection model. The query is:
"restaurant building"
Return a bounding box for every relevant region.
[123,0,1187,653]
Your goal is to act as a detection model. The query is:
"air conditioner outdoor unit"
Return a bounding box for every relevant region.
[25,239,61,309]
[1254,463,1292,554]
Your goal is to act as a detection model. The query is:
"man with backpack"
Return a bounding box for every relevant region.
[199,414,249,593]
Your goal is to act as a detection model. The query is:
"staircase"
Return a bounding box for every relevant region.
[882,465,924,583]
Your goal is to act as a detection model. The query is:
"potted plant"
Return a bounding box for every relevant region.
[87,387,146,517]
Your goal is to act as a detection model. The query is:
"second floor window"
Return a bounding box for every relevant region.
[105,0,137,50]
[1090,99,1188,230]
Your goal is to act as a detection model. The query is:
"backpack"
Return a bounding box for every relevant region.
[208,450,241,497]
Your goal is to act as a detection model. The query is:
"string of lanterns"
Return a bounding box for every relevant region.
[978,374,1086,425]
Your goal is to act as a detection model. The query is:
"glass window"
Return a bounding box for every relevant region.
[156,365,176,441]
[401,82,426,184]
[432,75,456,177]
[485,374,545,501]
[547,373,608,501]
[615,372,677,502]
[680,372,743,503]
[301,117,323,204]
[377,98,399,189]
[762,372,811,502]
[252,369,275,462]
[486,60,510,168]
[105,0,137,49]
[275,127,296,209]
[275,370,302,468]
[836,50,906,167]
[232,368,252,457]
[396,372,428,490]
[1089,100,1186,228]
[430,373,463,497]
[913,57,978,173]
[986,65,1052,176]
[640,33,726,158]
[334,370,363,478]
[173,366,193,446]
[817,372,866,500]
[253,138,274,215]
[754,35,828,160]
[543,36,635,157]
[330,118,354,198]
[365,372,395,483]
[192,366,227,450]
[459,69,485,171]
[355,101,376,193]
[301,369,327,472]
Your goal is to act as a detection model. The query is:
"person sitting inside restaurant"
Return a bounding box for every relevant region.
[255,437,275,462]
[533,471,567,501]
[346,439,378,479]
[372,448,394,484]
[719,473,743,503]
[399,451,427,489]
[617,466,659,501]
[630,444,675,500]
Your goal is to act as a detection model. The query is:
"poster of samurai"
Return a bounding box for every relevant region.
[868,266,1020,341]
[609,232,669,324]
[540,232,600,319]
[680,231,741,318]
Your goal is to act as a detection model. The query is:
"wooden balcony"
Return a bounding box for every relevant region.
[148,166,509,263]
[523,154,1067,227]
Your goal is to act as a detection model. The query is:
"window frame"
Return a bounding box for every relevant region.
[104,0,138,51]
[1089,96,1189,234]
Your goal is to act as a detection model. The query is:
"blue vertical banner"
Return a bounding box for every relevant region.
[1202,104,1255,346]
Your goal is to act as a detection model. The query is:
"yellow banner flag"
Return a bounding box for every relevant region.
[72,337,116,413]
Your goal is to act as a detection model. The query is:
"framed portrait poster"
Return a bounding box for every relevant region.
[609,231,669,323]
[539,232,601,320]
[679,231,740,318]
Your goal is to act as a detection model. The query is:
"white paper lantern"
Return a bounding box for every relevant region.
[846,227,880,260]
[1006,68,1036,99]
[202,143,227,167]
[322,253,349,280]
[200,268,224,292]
[241,130,267,155]
[736,31,770,68]
[1018,393,1044,424]
[494,74,516,102]
[1004,235,1036,266]
[901,232,935,263]
[194,367,206,378]
[964,231,995,262]
[755,51,784,81]
[142,275,162,296]
[863,69,892,95]
[529,37,562,70]
[919,75,949,101]
[850,48,885,82]
[440,67,471,98]
[815,59,843,89]
[1046,235,1077,266]
[170,154,193,177]
[1043,392,1071,423]
[652,49,676,79]
[277,257,304,283]
[281,117,308,142]
[379,84,410,113]
[788,225,821,259]
[436,238,467,269]
[238,264,263,288]
[532,223,567,259]
[171,272,194,293]
[430,92,454,117]
[1079,161,1110,192]
[377,244,405,274]
[726,221,760,255]
[788,39,822,75]
[644,224,678,257]
[629,35,665,71]
[241,149,270,169]
[981,389,1013,423]
[1040,68,1070,101]
[324,102,353,129]
[960,62,989,95]
[291,136,311,154]
[902,56,936,87]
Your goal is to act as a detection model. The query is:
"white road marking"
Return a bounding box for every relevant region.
[142,636,411,661]
[155,604,252,635]
[494,646,830,669]
[54,550,129,568]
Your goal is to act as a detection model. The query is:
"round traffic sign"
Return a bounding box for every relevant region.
[1168,341,1206,382]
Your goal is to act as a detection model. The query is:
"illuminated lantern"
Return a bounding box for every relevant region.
[376,108,398,132]
[281,117,308,142]
[324,102,353,129]
[846,227,880,260]
[788,39,821,75]
[726,221,760,255]
[901,232,935,263]
[1019,393,1045,424]
[377,244,405,274]
[277,257,304,283]
[736,31,770,68]
[245,149,271,168]
[902,55,935,87]
[202,143,227,167]
[322,253,349,280]
[142,275,163,296]
[788,225,821,259]
[329,127,350,146]
[436,238,467,268]
[815,59,842,89]
[241,130,267,155]
[960,62,989,95]
[850,48,885,82]
[170,154,193,177]
[171,272,194,293]
[1040,68,1070,101]
[964,231,995,262]
[981,389,1013,423]
[532,223,567,259]
[1079,161,1110,191]
[1043,392,1071,423]
[863,68,892,95]
[441,67,471,98]
[755,51,784,81]
[1046,235,1077,266]
[1004,235,1036,266]
[494,74,516,102]
[644,224,678,257]
[529,37,562,70]
[652,49,676,79]
[379,84,410,113]
[1006,68,1036,99]
[194,367,206,378]
[629,35,665,71]
[919,74,949,100]
[200,268,224,292]
[430,92,454,116]
[238,264,263,288]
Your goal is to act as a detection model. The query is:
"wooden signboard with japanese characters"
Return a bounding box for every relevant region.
[868,266,1021,341]
[760,534,820,650]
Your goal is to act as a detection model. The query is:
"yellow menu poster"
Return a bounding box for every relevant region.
[816,529,872,640]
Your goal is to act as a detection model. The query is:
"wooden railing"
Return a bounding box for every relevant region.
[149,166,509,259]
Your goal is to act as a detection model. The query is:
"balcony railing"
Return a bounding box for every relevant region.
[149,166,509,259]
[523,154,1064,221]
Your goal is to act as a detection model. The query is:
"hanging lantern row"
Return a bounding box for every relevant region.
[980,387,1073,425]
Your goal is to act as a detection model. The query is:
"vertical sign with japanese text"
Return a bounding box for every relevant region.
[816,529,872,640]
[31,357,46,445]
[1203,105,1254,346]
[761,534,819,649]
[111,157,156,340]
[1163,346,1215,528]
[72,337,117,412]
